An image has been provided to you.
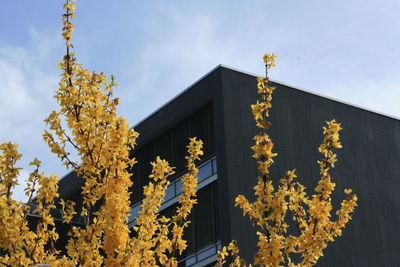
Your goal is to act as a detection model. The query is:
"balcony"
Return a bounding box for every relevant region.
[128,157,217,227]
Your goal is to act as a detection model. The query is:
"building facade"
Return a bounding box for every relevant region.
[56,65,400,266]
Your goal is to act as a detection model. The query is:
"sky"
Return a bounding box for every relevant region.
[1,0,399,201]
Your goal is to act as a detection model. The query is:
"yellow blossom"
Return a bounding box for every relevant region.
[218,53,357,267]
[0,1,204,266]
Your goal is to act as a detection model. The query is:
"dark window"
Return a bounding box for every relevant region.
[189,106,210,158]
[173,120,189,175]
[130,160,140,204]
[213,181,220,241]
[158,182,219,259]
[209,104,215,154]
[155,132,173,164]
[131,144,155,203]
[182,182,219,256]
[183,212,195,256]
[68,190,83,214]
[160,204,175,219]
[130,103,215,205]
[195,184,216,249]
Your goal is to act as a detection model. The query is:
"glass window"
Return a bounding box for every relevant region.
[212,159,217,174]
[197,245,216,261]
[130,161,140,204]
[165,183,175,201]
[198,162,212,182]
[154,132,173,164]
[128,204,141,223]
[175,179,184,195]
[160,204,175,219]
[183,256,196,266]
[133,182,219,264]
[194,184,216,249]
[189,106,210,158]
[129,103,216,203]
[129,143,159,204]
[183,212,194,256]
[138,144,154,196]
[173,121,189,175]
[208,104,215,155]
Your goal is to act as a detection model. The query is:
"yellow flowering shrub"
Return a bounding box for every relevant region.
[217,54,358,267]
[0,0,203,266]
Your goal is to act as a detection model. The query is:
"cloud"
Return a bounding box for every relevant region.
[0,28,65,201]
[12,169,31,202]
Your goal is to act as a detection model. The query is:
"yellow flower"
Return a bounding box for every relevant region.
[263,53,277,68]
[29,157,42,166]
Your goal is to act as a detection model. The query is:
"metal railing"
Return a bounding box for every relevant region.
[179,241,221,267]
[128,157,217,227]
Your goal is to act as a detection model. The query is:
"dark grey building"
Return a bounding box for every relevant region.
[56,65,400,266]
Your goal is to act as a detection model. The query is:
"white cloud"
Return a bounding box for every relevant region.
[0,28,65,201]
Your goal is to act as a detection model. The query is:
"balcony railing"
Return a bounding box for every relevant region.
[178,241,221,267]
[128,157,217,227]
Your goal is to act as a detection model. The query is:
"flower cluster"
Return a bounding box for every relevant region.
[0,143,70,266]
[0,1,203,266]
[129,138,203,266]
[217,241,246,266]
[263,53,277,69]
[217,54,357,266]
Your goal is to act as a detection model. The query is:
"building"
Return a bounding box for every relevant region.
[56,65,400,266]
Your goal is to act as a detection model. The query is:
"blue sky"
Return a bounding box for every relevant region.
[1,0,400,201]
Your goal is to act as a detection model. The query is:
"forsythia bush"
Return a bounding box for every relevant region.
[0,1,202,266]
[216,55,358,266]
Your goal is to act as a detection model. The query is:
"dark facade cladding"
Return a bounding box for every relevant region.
[55,65,400,266]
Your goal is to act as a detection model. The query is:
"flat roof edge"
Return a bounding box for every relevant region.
[219,64,400,122]
[132,65,223,128]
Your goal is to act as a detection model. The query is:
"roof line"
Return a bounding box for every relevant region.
[133,64,400,128]
[132,65,223,128]
[60,64,224,186]
[219,64,400,122]
[60,63,399,185]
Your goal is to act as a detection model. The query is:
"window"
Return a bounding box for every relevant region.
[128,157,217,227]
[156,182,220,265]
[130,103,215,205]
[179,182,219,256]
